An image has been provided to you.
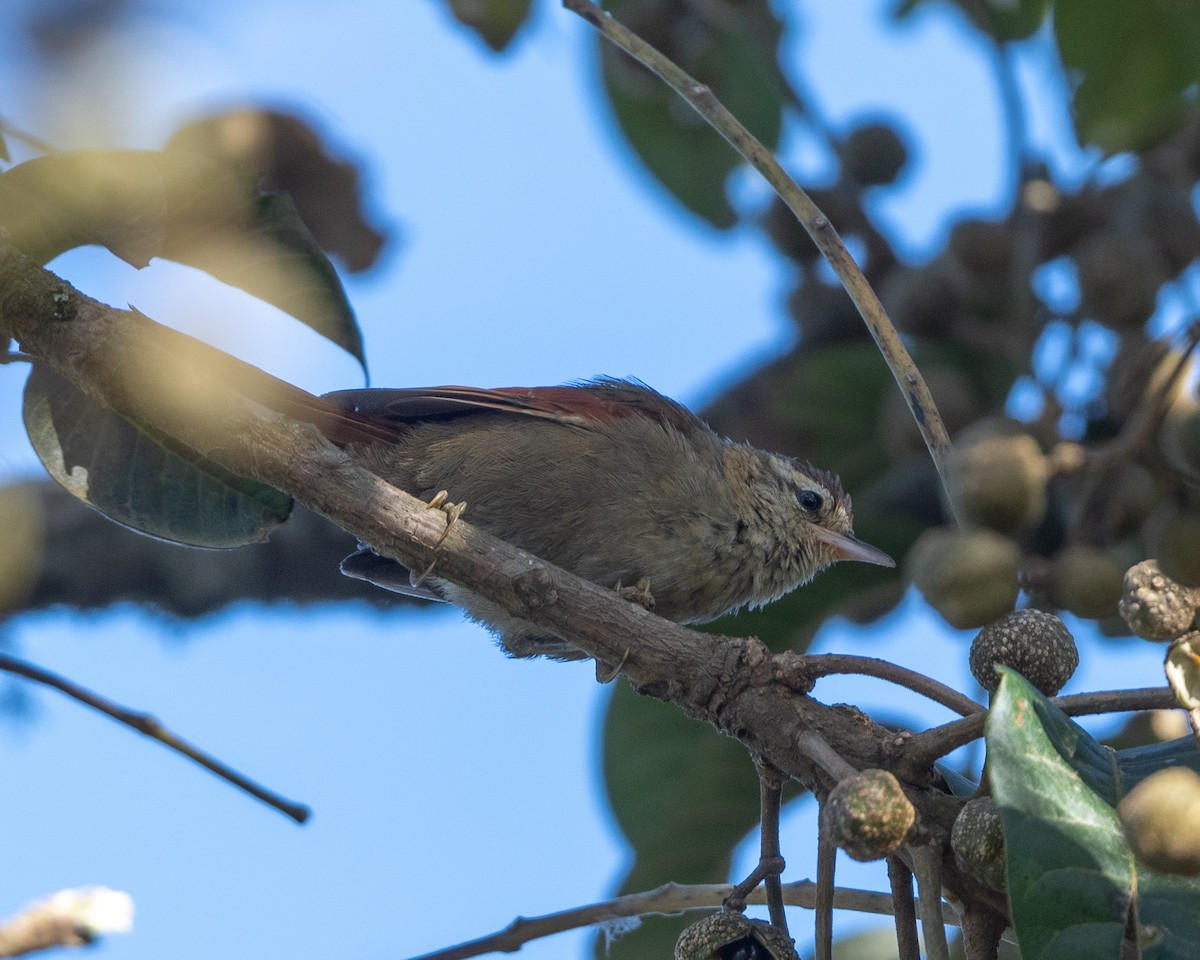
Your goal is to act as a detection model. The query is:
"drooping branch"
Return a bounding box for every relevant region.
[561,0,957,515]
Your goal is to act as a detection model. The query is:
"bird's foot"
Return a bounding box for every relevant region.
[615,577,655,612]
[413,491,468,586]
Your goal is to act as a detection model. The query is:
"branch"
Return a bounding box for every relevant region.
[0,654,310,823]
[561,0,957,513]
[0,240,977,904]
[404,879,962,960]
[796,653,985,717]
[902,686,1179,768]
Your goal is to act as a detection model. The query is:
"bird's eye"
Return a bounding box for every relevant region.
[797,489,823,514]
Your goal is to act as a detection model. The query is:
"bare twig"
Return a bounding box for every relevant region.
[887,856,920,960]
[903,686,1178,768]
[561,0,957,512]
[798,653,985,717]
[795,729,858,782]
[910,845,951,960]
[0,654,310,824]
[814,815,836,960]
[403,879,959,960]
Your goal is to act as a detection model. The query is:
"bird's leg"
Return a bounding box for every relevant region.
[615,577,656,612]
[412,490,467,587]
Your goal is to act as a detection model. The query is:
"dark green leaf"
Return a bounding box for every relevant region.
[446,0,533,51]
[597,681,765,960]
[0,150,365,369]
[23,364,292,548]
[1055,0,1200,153]
[598,0,792,228]
[895,0,1050,41]
[988,669,1200,959]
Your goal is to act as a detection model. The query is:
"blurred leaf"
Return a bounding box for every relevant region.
[23,364,292,548]
[445,0,533,51]
[895,0,1050,41]
[598,0,792,228]
[0,482,44,613]
[988,669,1200,959]
[165,107,388,273]
[1055,0,1200,153]
[597,681,765,960]
[0,149,365,369]
[0,129,9,163]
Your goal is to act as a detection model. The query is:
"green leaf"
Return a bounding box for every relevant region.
[23,364,292,548]
[0,150,365,370]
[988,669,1200,959]
[1055,0,1200,153]
[598,0,791,228]
[597,681,765,960]
[895,0,1050,42]
[446,0,533,51]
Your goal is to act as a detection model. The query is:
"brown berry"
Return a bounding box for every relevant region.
[951,796,1006,891]
[969,609,1078,696]
[1119,767,1200,875]
[823,769,916,862]
[674,910,798,960]
[946,422,1049,534]
[841,122,908,187]
[907,528,1020,629]
[1118,559,1200,641]
[1050,544,1126,619]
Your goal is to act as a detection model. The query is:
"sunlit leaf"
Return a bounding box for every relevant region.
[0,149,365,369]
[23,364,292,548]
[988,669,1200,959]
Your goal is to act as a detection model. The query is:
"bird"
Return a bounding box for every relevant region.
[292,377,893,659]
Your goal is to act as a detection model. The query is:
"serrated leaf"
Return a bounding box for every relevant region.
[0,149,365,369]
[598,0,791,228]
[1055,0,1200,153]
[23,363,292,548]
[988,669,1200,959]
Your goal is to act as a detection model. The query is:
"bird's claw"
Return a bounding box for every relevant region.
[616,577,655,612]
[412,491,468,587]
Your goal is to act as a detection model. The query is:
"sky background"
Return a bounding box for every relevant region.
[0,2,1176,959]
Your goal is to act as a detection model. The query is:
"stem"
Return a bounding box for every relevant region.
[910,845,951,960]
[800,653,985,716]
[904,686,1178,768]
[0,654,310,823]
[887,856,920,960]
[814,814,836,960]
[561,0,958,515]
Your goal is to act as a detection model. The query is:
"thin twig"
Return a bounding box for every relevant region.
[758,765,788,934]
[404,879,959,960]
[903,686,1178,768]
[0,654,310,823]
[561,0,958,513]
[0,118,59,157]
[814,814,836,960]
[887,856,920,960]
[799,654,985,717]
[909,845,951,960]
[796,729,858,782]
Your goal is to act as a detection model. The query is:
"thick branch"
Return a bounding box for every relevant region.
[0,240,970,897]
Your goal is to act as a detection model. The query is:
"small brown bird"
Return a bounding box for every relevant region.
[304,377,893,659]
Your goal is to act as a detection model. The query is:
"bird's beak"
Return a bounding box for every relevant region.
[814,527,895,568]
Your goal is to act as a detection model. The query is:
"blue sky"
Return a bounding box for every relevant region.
[0,2,1173,959]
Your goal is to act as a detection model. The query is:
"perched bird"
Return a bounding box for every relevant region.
[301,377,893,659]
